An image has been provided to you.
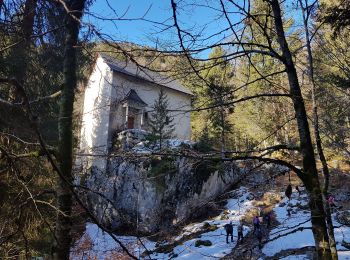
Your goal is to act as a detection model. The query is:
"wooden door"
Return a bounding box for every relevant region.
[127,116,134,129]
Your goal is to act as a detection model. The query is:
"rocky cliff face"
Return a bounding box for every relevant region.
[82,155,243,234]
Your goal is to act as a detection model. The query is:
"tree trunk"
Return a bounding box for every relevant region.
[53,0,86,259]
[9,0,37,101]
[299,1,338,258]
[220,105,225,159]
[270,0,331,258]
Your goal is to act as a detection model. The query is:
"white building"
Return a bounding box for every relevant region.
[79,53,192,170]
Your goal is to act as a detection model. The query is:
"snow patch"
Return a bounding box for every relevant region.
[262,193,350,260]
[72,187,252,259]
[72,187,350,259]
[131,138,194,153]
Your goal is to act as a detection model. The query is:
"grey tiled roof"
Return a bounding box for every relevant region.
[121,89,147,106]
[99,53,193,96]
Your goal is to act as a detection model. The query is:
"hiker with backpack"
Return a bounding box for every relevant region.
[327,195,335,207]
[327,194,342,211]
[253,215,260,233]
[224,221,234,244]
[264,212,272,228]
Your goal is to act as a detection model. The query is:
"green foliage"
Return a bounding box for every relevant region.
[312,25,350,160]
[148,156,177,193]
[193,124,214,152]
[149,156,177,177]
[193,159,223,186]
[203,47,234,134]
[322,0,350,34]
[202,222,218,232]
[148,88,175,150]
[0,1,92,257]
[192,46,235,151]
[0,156,57,257]
[2,0,350,256]
[195,239,212,247]
[325,74,350,90]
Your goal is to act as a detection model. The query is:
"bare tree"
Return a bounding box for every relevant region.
[2,0,348,258]
[0,1,143,258]
[168,0,332,258]
[298,0,337,258]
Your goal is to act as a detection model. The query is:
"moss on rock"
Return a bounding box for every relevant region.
[148,156,177,193]
[195,239,212,247]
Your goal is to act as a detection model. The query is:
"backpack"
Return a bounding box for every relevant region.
[224,224,233,233]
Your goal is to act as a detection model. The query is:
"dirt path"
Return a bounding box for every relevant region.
[222,188,318,260]
[222,222,274,260]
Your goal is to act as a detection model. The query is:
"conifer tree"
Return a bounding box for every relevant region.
[202,47,234,156]
[148,88,175,150]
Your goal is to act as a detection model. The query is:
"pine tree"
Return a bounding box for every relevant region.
[202,47,234,157]
[148,88,175,150]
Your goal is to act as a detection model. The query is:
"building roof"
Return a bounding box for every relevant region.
[99,53,193,96]
[121,89,147,106]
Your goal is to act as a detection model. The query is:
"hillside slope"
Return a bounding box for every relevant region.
[72,173,350,259]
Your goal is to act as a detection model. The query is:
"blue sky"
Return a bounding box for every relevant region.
[85,0,302,58]
[85,0,237,56]
[86,1,172,44]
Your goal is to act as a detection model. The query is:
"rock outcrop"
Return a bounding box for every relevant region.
[80,155,243,234]
[336,210,350,226]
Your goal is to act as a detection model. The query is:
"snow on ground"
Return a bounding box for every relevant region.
[147,187,252,259]
[166,139,194,148]
[278,255,309,260]
[262,193,313,257]
[339,251,350,260]
[262,191,350,260]
[132,139,194,153]
[334,211,350,259]
[71,223,156,259]
[71,187,253,259]
[72,187,350,259]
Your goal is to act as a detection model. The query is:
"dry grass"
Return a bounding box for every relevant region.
[241,207,260,225]
[241,192,282,225]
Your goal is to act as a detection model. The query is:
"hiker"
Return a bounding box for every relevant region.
[264,212,272,228]
[224,221,234,244]
[285,184,292,200]
[237,220,244,244]
[253,216,260,233]
[327,195,335,206]
[327,194,341,210]
[295,185,301,196]
[256,227,263,249]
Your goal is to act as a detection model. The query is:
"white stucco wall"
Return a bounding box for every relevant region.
[79,56,113,171]
[109,72,192,140]
[79,56,192,171]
